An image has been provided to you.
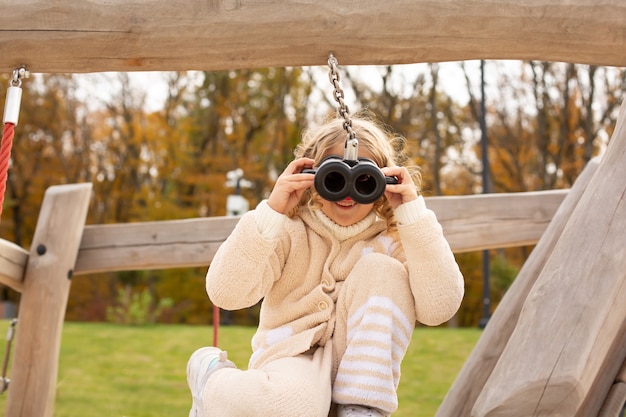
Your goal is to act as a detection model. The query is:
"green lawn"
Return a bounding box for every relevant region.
[0,320,480,416]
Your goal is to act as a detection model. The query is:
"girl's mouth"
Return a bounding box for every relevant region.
[336,199,355,208]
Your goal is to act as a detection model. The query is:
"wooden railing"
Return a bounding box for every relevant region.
[3,191,571,290]
[0,190,569,290]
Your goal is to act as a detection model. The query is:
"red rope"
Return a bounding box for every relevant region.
[0,122,15,221]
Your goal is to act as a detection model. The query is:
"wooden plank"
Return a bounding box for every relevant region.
[427,190,567,253]
[471,101,626,416]
[435,159,600,417]
[5,183,92,417]
[0,238,28,292]
[74,216,240,274]
[0,0,624,74]
[72,190,566,275]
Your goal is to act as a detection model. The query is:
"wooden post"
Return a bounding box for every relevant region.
[5,183,92,417]
[471,101,626,416]
[435,158,599,417]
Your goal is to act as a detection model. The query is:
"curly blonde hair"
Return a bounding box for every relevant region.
[291,112,421,232]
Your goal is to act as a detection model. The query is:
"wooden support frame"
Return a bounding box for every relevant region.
[477,102,626,417]
[442,100,626,417]
[5,183,92,417]
[435,158,600,417]
[0,0,625,73]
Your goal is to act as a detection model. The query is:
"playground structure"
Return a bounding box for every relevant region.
[0,1,625,416]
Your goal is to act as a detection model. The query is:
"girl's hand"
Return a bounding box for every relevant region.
[267,158,316,214]
[381,166,418,210]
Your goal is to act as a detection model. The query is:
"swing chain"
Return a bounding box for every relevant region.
[1,318,18,395]
[9,66,29,88]
[327,54,356,141]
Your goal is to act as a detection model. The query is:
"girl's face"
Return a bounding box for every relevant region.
[318,142,376,227]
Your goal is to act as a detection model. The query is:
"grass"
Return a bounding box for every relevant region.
[0,320,480,416]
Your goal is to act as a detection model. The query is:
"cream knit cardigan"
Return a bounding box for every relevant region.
[207,196,464,369]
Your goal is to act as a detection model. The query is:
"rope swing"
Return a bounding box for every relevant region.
[0,67,27,222]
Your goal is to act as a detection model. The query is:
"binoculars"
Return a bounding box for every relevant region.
[303,156,398,204]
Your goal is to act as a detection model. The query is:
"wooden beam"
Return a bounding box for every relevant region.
[72,190,566,275]
[0,0,624,74]
[435,158,600,417]
[426,190,567,253]
[471,101,626,416]
[74,216,241,274]
[0,238,28,292]
[5,183,92,417]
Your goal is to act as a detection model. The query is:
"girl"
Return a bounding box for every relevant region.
[187,115,464,417]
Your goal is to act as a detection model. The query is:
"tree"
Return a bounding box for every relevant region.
[463,61,623,193]
[172,67,314,217]
[343,64,473,197]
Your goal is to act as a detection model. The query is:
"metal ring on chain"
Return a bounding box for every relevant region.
[9,67,28,88]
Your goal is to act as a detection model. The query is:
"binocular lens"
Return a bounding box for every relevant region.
[354,174,376,196]
[323,171,347,193]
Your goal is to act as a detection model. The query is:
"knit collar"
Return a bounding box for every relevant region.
[312,208,377,241]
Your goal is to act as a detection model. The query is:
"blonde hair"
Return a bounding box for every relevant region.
[291,112,421,232]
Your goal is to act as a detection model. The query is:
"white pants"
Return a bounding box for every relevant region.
[204,342,333,416]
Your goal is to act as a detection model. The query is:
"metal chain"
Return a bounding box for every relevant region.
[1,318,18,394]
[327,54,356,140]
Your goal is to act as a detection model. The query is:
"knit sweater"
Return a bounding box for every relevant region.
[206,196,464,369]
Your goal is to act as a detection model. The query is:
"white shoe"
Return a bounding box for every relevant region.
[338,404,388,417]
[187,347,236,417]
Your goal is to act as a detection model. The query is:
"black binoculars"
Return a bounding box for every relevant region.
[303,156,398,204]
